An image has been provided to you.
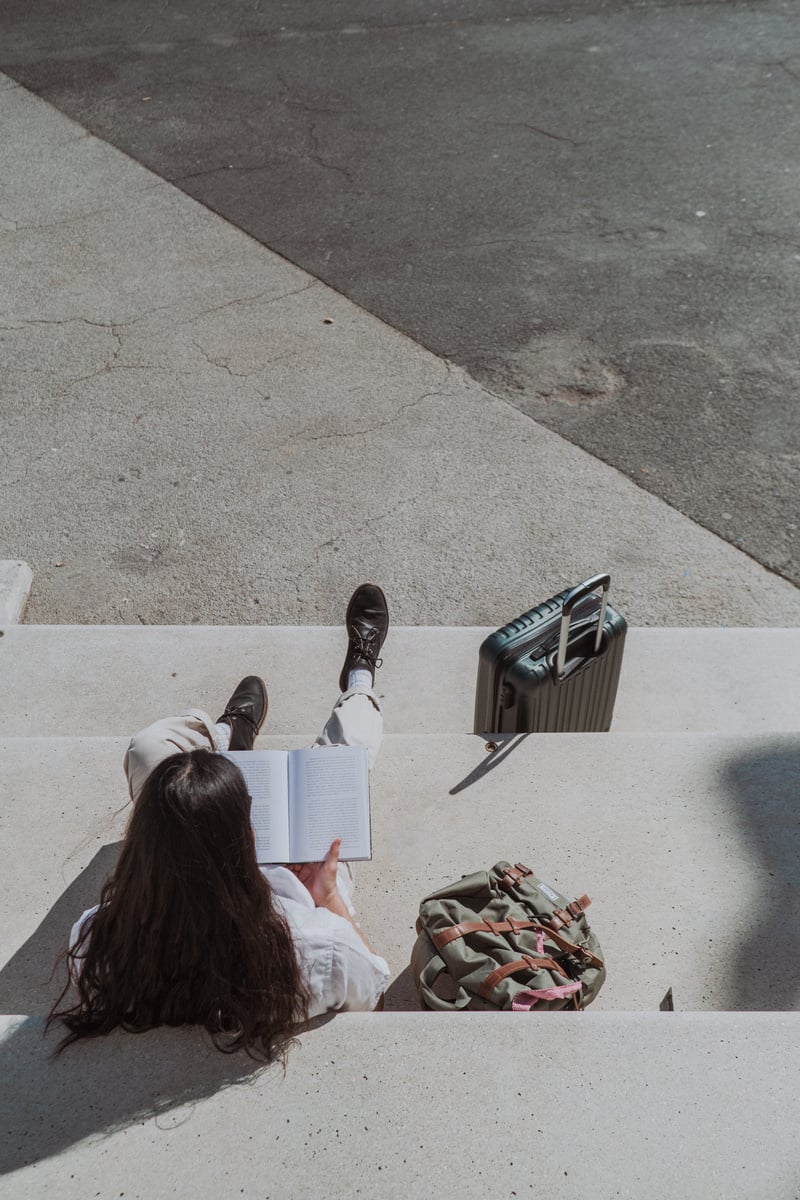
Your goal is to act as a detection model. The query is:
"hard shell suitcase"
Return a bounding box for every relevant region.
[474,574,627,735]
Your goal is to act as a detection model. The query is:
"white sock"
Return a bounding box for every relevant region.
[347,668,373,692]
[214,721,232,750]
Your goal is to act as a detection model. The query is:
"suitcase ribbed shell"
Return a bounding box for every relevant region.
[474,587,627,734]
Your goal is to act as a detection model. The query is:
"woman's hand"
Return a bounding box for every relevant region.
[287,838,342,909]
[288,838,379,954]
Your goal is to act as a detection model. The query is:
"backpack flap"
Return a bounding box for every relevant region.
[415,949,474,1011]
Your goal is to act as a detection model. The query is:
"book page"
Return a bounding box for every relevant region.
[288,745,371,862]
[220,750,291,864]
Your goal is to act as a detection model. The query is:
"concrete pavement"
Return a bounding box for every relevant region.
[4,1012,799,1199]
[2,623,799,1196]
[1,0,798,583]
[2,625,799,737]
[2,31,799,1195]
[1,77,799,625]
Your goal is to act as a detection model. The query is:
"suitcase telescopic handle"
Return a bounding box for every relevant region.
[556,574,611,680]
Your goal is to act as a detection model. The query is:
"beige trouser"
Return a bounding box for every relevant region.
[123,687,384,804]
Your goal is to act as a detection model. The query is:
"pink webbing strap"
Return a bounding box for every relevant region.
[511,981,582,1011]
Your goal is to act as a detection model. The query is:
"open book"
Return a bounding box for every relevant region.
[220,745,371,864]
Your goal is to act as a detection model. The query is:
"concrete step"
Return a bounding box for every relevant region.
[1,624,798,736]
[3,732,798,1016]
[2,1010,799,1197]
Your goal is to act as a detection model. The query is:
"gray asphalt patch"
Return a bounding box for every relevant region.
[2,0,796,582]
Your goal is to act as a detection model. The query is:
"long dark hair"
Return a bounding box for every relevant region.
[48,750,309,1058]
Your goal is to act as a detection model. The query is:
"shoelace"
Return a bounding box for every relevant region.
[220,705,260,736]
[351,627,383,670]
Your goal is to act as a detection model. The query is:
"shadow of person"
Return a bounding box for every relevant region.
[383,965,423,1011]
[720,737,800,1011]
[0,1016,271,1176]
[0,844,122,1016]
[0,843,284,1176]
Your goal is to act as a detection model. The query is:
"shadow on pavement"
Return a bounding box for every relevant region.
[0,1016,270,1177]
[0,843,315,1175]
[0,842,265,1175]
[383,964,421,1012]
[448,734,530,795]
[0,843,122,1017]
[721,737,800,1011]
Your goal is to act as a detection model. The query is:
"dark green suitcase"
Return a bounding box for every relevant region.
[474,574,627,735]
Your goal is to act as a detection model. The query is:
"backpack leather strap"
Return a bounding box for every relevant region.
[432,918,539,950]
[479,955,563,1000]
[499,863,533,888]
[549,896,590,930]
[432,918,604,970]
[539,924,604,970]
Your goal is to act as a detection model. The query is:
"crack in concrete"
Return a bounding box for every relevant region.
[453,236,539,252]
[63,325,124,387]
[485,119,584,147]
[136,1,172,41]
[269,390,445,456]
[54,280,319,336]
[0,316,117,334]
[174,280,317,326]
[109,362,202,374]
[172,162,278,183]
[0,316,123,386]
[192,339,250,380]
[6,204,117,234]
[273,71,355,182]
[307,118,354,183]
[451,226,588,251]
[765,60,800,84]
[363,494,421,550]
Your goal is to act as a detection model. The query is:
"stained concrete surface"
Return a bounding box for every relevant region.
[2,79,799,626]
[1,0,797,583]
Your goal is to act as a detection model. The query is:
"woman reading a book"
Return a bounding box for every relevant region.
[49,585,391,1060]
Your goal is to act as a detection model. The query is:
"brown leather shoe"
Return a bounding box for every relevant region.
[338,584,389,692]
[217,676,268,751]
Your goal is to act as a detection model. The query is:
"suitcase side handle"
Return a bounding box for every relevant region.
[555,574,611,680]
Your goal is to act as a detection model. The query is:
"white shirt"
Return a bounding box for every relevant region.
[265,866,390,1017]
[69,870,389,1021]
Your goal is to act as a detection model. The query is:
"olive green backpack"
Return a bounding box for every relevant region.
[411,862,606,1011]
